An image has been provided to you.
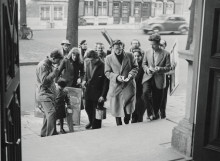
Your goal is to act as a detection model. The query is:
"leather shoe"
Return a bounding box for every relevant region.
[60,129,66,134]
[85,123,92,129]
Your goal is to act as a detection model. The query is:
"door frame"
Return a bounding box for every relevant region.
[193,0,220,160]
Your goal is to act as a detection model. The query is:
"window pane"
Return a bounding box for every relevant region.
[54,6,63,20]
[40,6,50,20]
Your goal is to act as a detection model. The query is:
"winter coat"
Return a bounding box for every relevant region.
[36,58,57,102]
[55,88,70,119]
[57,57,84,87]
[84,58,109,101]
[105,51,139,117]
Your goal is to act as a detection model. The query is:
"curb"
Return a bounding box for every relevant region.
[20,62,39,66]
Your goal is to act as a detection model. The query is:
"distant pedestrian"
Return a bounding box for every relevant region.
[79,40,88,61]
[55,78,71,133]
[82,50,109,129]
[142,33,171,120]
[95,42,106,61]
[57,47,84,88]
[159,40,176,119]
[36,50,63,137]
[60,40,71,57]
[105,40,139,126]
[131,49,145,123]
[129,39,145,55]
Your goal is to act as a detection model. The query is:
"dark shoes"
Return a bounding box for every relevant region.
[85,123,92,129]
[60,129,66,134]
[147,115,154,121]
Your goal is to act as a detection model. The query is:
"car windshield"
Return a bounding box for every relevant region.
[151,16,167,20]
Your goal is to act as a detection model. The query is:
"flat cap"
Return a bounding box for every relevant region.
[61,40,71,45]
[111,39,123,47]
[148,33,161,42]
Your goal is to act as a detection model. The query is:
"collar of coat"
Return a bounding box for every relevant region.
[111,50,130,73]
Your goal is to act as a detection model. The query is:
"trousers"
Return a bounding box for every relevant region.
[40,101,57,137]
[85,100,102,129]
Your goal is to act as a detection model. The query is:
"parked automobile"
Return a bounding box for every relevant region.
[140,15,189,34]
[78,17,87,26]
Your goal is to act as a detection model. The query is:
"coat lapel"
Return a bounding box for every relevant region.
[155,49,165,66]
[120,53,128,74]
[90,60,102,79]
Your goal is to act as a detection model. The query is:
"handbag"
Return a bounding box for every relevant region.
[95,102,106,120]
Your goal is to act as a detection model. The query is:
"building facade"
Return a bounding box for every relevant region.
[25,0,191,29]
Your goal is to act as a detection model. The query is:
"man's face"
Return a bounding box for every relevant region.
[134,52,142,63]
[62,44,70,52]
[150,41,160,51]
[112,44,121,55]
[81,42,87,50]
[96,44,103,54]
[131,40,140,49]
[52,58,62,65]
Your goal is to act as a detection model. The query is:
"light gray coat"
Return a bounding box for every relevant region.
[105,51,138,117]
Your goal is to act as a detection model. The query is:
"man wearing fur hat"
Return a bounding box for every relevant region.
[142,33,171,120]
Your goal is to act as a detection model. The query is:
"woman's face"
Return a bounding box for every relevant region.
[134,52,142,63]
[71,53,77,61]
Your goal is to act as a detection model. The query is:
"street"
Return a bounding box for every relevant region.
[20,29,187,123]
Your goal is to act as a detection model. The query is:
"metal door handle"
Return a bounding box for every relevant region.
[5,138,21,146]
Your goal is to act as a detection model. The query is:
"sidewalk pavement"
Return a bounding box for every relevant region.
[21,64,187,161]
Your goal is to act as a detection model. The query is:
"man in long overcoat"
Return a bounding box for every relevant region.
[105,40,139,125]
[142,33,171,120]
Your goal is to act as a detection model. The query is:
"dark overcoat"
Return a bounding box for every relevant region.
[84,59,109,101]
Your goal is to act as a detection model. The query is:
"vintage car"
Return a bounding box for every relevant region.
[140,15,189,34]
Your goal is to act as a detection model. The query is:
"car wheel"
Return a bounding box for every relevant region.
[143,30,149,34]
[179,27,188,34]
[152,27,161,33]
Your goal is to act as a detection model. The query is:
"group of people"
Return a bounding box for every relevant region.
[36,33,175,137]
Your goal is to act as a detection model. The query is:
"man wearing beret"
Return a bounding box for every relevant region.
[36,50,63,137]
[79,40,88,62]
[142,33,171,120]
[105,40,139,125]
